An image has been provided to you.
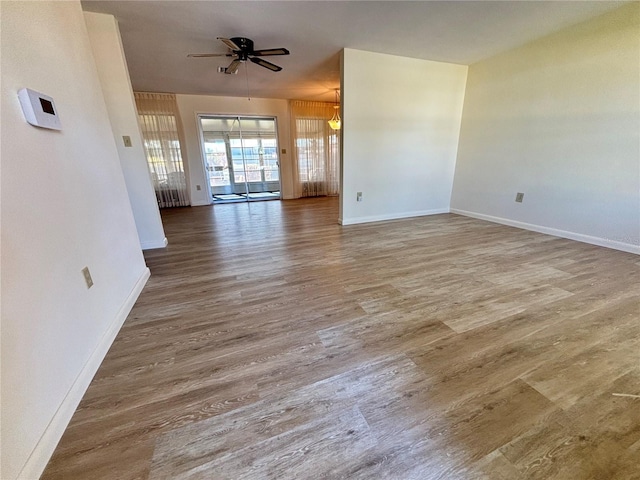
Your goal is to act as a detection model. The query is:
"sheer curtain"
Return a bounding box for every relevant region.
[134,92,189,207]
[290,100,340,198]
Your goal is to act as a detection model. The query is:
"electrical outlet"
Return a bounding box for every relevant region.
[82,266,94,289]
[196,185,201,191]
[515,192,524,203]
[122,135,132,147]
[281,148,287,154]
[356,192,363,202]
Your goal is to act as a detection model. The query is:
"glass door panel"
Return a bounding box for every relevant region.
[262,138,280,182]
[204,138,230,188]
[199,116,281,202]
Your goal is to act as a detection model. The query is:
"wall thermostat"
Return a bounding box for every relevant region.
[18,88,61,130]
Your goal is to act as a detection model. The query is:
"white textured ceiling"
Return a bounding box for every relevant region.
[82,1,626,102]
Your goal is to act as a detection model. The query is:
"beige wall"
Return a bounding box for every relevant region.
[1,2,149,478]
[341,49,468,224]
[84,12,167,249]
[175,94,294,204]
[451,3,640,253]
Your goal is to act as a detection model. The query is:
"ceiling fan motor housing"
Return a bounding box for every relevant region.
[230,37,253,60]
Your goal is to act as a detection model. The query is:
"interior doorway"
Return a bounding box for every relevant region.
[199,115,281,203]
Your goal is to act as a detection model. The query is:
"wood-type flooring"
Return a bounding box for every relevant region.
[43,197,640,479]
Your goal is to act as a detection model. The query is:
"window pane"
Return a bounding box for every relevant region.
[204,139,229,187]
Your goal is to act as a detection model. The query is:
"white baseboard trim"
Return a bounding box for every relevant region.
[340,208,449,226]
[18,267,151,480]
[451,209,640,255]
[141,236,168,250]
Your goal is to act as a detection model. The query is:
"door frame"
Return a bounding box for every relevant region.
[197,114,282,202]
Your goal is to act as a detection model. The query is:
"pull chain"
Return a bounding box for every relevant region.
[244,62,251,101]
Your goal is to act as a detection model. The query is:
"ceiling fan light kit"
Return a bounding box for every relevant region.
[188,36,290,74]
[217,66,237,74]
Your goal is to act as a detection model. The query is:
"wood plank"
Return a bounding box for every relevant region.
[42,197,640,479]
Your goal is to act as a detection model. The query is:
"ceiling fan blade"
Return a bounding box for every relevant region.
[226,59,242,74]
[217,37,241,51]
[249,57,282,72]
[187,53,232,58]
[251,48,290,57]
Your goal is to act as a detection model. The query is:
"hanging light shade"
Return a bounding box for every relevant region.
[328,106,341,130]
[328,89,341,130]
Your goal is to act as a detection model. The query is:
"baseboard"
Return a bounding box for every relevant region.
[450,209,640,255]
[340,208,449,226]
[141,237,168,250]
[18,267,151,480]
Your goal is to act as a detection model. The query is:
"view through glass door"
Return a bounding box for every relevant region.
[200,116,281,203]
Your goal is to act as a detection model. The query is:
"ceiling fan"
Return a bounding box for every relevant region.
[188,37,290,74]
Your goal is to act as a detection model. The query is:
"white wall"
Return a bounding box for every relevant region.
[451,3,640,254]
[0,2,150,479]
[340,48,468,225]
[84,12,167,250]
[175,94,294,205]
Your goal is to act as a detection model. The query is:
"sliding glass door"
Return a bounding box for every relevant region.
[199,116,281,202]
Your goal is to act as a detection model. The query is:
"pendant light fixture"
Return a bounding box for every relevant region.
[328,89,341,130]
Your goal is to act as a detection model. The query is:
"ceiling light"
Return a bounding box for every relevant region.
[328,90,341,130]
